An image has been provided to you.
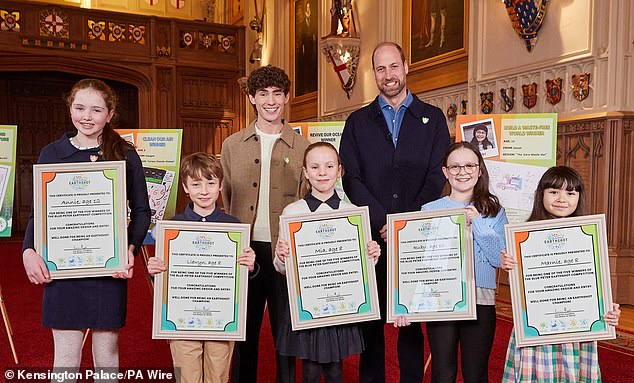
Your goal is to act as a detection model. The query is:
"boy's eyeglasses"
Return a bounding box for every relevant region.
[445,164,479,175]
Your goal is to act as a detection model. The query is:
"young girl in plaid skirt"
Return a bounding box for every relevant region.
[500,166,620,382]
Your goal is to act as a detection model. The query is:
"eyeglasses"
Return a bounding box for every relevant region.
[445,164,479,175]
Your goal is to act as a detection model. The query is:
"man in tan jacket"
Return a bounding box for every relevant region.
[221,65,310,383]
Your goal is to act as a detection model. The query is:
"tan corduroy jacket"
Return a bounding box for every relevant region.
[220,120,310,256]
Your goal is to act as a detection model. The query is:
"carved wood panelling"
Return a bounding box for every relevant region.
[179,75,234,112]
[558,115,634,304]
[156,66,174,127]
[0,1,245,233]
[0,72,139,232]
[177,117,234,212]
[557,119,607,217]
[621,119,634,249]
[180,118,233,156]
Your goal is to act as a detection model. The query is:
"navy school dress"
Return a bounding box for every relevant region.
[275,193,365,363]
[22,132,151,330]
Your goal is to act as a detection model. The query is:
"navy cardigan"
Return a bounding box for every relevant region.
[340,94,451,236]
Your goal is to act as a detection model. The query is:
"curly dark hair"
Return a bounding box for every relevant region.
[247,65,291,96]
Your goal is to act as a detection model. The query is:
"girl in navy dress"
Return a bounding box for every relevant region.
[21,79,151,371]
[274,142,380,383]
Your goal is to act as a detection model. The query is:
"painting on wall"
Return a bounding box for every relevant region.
[294,0,318,98]
[408,0,466,65]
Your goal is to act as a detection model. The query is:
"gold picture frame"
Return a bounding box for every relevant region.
[33,161,128,279]
[152,220,250,341]
[403,0,469,93]
[290,0,318,121]
[386,208,476,323]
[505,214,616,347]
[279,206,381,330]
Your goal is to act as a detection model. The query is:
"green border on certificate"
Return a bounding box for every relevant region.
[33,161,128,279]
[152,220,250,341]
[386,208,476,323]
[0,125,17,237]
[505,214,615,347]
[279,206,381,331]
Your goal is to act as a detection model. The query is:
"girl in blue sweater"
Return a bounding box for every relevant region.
[395,141,507,382]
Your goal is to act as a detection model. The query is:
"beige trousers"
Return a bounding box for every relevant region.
[170,340,234,383]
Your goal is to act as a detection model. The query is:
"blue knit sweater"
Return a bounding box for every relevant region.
[422,196,507,290]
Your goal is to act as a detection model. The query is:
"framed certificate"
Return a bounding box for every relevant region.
[505,214,615,347]
[152,221,250,341]
[386,209,476,323]
[33,161,128,279]
[279,206,380,330]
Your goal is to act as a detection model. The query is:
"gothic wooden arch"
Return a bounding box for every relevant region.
[0,54,153,127]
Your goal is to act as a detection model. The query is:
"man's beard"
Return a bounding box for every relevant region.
[379,79,405,98]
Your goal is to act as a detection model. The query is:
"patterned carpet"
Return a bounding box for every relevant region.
[495,298,634,356]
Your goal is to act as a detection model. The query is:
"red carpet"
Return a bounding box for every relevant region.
[2,239,633,382]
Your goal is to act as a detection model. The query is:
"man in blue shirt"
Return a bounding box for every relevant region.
[340,42,451,383]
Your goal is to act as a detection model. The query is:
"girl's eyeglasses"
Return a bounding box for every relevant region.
[445,164,479,175]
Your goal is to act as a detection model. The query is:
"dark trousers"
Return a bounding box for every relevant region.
[231,241,296,383]
[426,305,496,383]
[302,360,342,383]
[359,241,426,383]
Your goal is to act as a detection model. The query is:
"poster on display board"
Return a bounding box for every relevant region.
[456,114,557,223]
[0,125,17,237]
[116,129,183,244]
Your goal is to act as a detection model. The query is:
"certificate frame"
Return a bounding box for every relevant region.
[152,220,250,341]
[33,161,128,279]
[505,214,615,347]
[386,208,475,323]
[279,206,381,330]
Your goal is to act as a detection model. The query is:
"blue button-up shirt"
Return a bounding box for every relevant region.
[378,91,413,147]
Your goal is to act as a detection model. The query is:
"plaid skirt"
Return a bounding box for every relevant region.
[502,331,601,382]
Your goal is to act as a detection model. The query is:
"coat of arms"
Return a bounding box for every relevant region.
[480,92,494,114]
[500,87,515,112]
[572,73,591,101]
[446,104,457,122]
[460,100,468,115]
[503,0,550,52]
[522,83,538,109]
[40,8,69,38]
[545,78,562,105]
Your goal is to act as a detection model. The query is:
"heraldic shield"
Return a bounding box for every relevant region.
[480,92,493,114]
[572,73,591,101]
[503,0,550,52]
[500,87,515,112]
[546,78,562,105]
[522,83,537,109]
